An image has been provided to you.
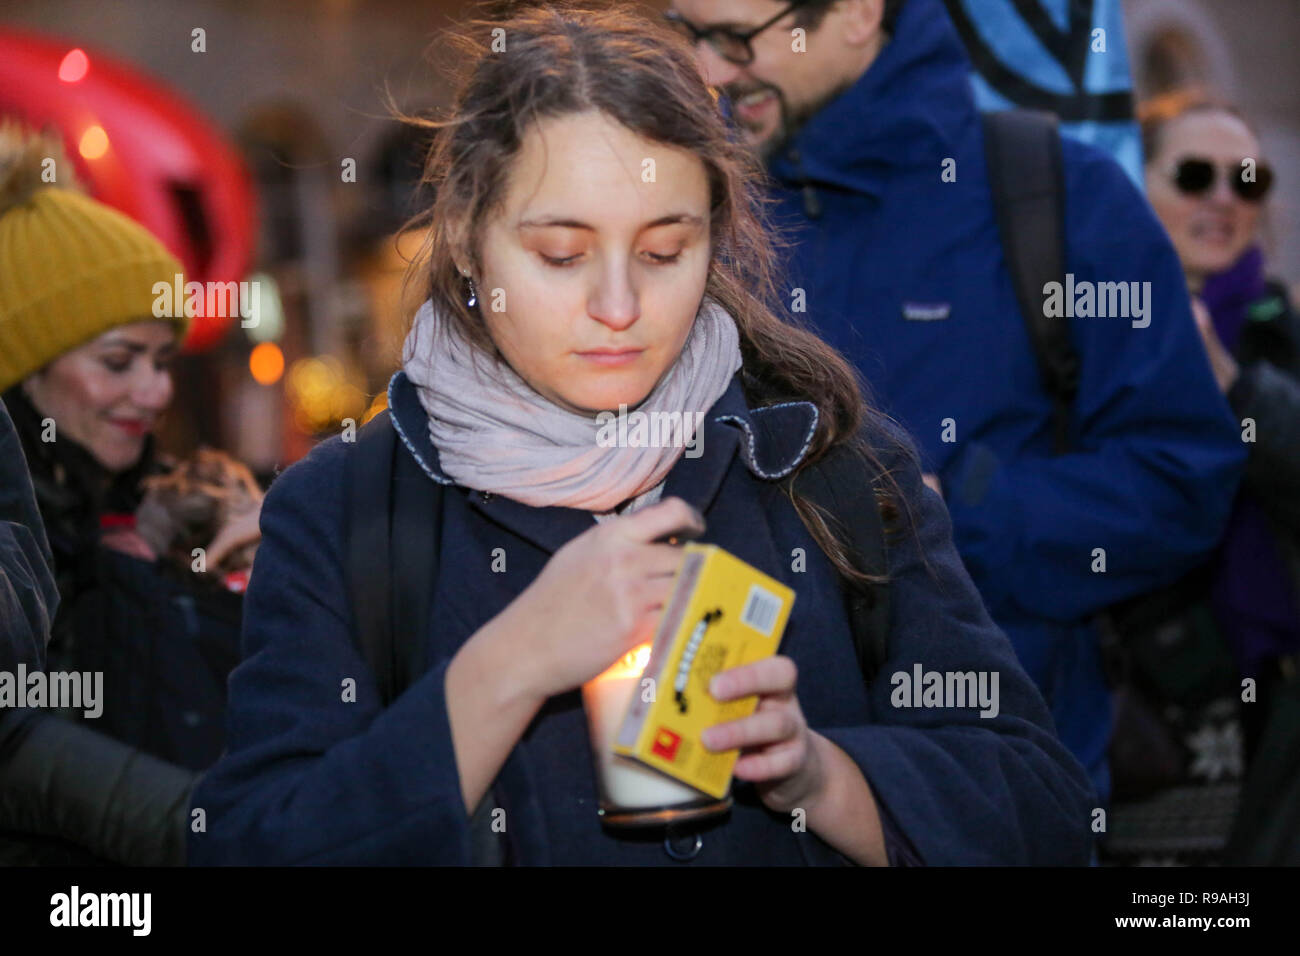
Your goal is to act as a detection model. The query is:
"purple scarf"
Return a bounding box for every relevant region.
[1200,246,1300,677]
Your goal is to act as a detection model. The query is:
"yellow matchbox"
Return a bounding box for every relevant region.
[612,544,795,799]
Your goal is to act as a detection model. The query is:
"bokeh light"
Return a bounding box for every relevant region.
[58,48,89,83]
[285,354,368,432]
[77,125,109,160]
[249,342,285,385]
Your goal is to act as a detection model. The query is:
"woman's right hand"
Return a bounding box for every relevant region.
[498,496,705,701]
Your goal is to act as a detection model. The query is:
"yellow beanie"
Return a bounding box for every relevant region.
[0,128,190,393]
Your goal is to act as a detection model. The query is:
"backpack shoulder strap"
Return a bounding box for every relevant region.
[344,411,441,707]
[388,420,441,699]
[788,442,891,685]
[344,411,398,705]
[982,109,1077,454]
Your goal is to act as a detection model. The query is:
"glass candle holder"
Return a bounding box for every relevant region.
[582,642,732,827]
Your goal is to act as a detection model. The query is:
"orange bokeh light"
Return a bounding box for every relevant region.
[249,342,285,386]
[77,125,109,160]
[58,48,89,83]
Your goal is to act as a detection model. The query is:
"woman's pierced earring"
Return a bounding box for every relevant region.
[461,270,478,309]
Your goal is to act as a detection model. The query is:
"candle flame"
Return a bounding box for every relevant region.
[597,642,653,681]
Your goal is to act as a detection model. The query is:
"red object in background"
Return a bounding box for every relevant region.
[99,513,137,531]
[0,28,257,352]
[222,568,250,594]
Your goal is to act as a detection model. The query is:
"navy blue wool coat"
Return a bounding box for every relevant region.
[189,370,1096,865]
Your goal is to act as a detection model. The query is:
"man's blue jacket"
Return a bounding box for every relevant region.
[760,0,1246,803]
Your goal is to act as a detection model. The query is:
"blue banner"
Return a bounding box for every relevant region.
[943,0,1144,188]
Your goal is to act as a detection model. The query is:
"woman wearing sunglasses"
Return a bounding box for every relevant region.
[1108,90,1300,864]
[1142,89,1285,396]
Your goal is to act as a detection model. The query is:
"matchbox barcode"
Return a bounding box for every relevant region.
[740,584,781,636]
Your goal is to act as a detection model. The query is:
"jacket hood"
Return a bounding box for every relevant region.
[767,0,979,203]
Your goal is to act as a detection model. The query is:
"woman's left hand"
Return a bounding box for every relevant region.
[700,655,827,814]
[206,502,263,571]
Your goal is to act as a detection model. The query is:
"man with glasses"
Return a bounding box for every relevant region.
[669,0,1247,817]
[664,0,858,160]
[665,0,902,161]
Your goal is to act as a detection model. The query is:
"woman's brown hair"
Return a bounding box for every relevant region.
[397,1,911,588]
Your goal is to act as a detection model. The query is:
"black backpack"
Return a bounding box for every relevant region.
[981,110,1076,450]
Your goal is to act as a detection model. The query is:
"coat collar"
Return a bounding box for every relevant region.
[385,369,819,555]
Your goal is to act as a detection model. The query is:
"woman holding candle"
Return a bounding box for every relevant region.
[190,3,1095,866]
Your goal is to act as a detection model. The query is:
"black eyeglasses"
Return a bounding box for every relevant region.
[663,2,804,66]
[1169,156,1275,203]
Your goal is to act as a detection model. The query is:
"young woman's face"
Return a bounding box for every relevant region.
[473,109,713,415]
[1145,110,1265,287]
[21,321,177,473]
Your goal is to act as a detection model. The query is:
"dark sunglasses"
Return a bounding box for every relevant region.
[662,2,802,66]
[1169,156,1275,203]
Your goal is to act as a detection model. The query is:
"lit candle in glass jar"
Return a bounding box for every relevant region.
[582,642,707,818]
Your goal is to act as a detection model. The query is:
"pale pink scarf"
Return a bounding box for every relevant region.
[401,295,742,512]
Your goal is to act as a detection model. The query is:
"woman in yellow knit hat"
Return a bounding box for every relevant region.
[0,123,191,542]
[0,124,253,865]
